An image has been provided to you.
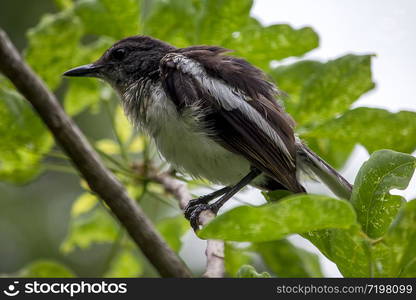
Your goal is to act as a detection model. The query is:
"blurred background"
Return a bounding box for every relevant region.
[0,0,415,277]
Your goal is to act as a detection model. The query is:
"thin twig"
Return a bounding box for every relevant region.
[0,28,191,278]
[150,172,225,278]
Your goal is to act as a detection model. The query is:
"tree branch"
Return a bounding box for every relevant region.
[151,173,225,278]
[0,29,191,278]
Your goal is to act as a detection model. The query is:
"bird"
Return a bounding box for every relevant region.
[64,35,352,230]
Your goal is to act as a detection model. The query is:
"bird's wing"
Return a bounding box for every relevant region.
[159,51,303,192]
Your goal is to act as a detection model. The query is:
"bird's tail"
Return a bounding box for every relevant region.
[295,141,353,199]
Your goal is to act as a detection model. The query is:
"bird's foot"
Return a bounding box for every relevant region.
[184,188,231,230]
[184,197,210,230]
[184,196,211,219]
[185,203,213,231]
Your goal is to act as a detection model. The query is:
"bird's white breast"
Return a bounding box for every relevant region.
[137,85,251,185]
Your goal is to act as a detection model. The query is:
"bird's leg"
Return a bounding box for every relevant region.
[210,169,262,213]
[184,186,231,219]
[186,168,262,230]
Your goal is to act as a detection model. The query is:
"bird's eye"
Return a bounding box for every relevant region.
[111,48,126,61]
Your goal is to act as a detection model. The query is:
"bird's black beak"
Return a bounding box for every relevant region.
[63,64,102,77]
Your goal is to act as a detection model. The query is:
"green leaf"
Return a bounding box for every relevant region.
[65,78,101,116]
[304,226,372,277]
[71,192,98,217]
[270,56,377,170]
[301,137,355,170]
[254,239,323,277]
[143,0,197,47]
[196,0,253,45]
[383,200,416,277]
[61,207,119,253]
[272,55,374,126]
[198,194,357,242]
[156,215,189,252]
[303,108,416,155]
[228,23,319,69]
[64,37,113,116]
[304,193,416,277]
[95,139,120,155]
[371,241,396,277]
[351,150,415,238]
[262,190,293,202]
[104,249,142,277]
[236,265,271,278]
[145,0,318,70]
[306,198,416,278]
[25,11,83,90]
[0,80,52,183]
[18,260,75,277]
[55,0,74,10]
[128,136,145,153]
[115,106,134,143]
[74,0,140,39]
[271,60,324,113]
[224,242,251,277]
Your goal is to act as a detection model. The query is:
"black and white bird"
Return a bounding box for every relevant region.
[64,36,352,229]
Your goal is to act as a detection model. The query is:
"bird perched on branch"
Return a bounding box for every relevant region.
[64,35,352,230]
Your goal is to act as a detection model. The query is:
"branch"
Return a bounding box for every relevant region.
[0,29,191,278]
[151,173,225,278]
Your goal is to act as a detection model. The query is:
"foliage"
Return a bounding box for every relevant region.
[156,215,190,252]
[1,0,415,278]
[351,150,414,238]
[61,201,120,253]
[104,249,143,277]
[15,260,75,278]
[236,265,271,278]
[253,240,323,277]
[0,79,52,183]
[198,195,356,242]
[203,150,416,277]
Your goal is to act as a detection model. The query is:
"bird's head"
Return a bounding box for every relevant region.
[63,35,174,91]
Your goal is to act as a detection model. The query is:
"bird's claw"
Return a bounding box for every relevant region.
[184,197,209,219]
[184,203,211,231]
